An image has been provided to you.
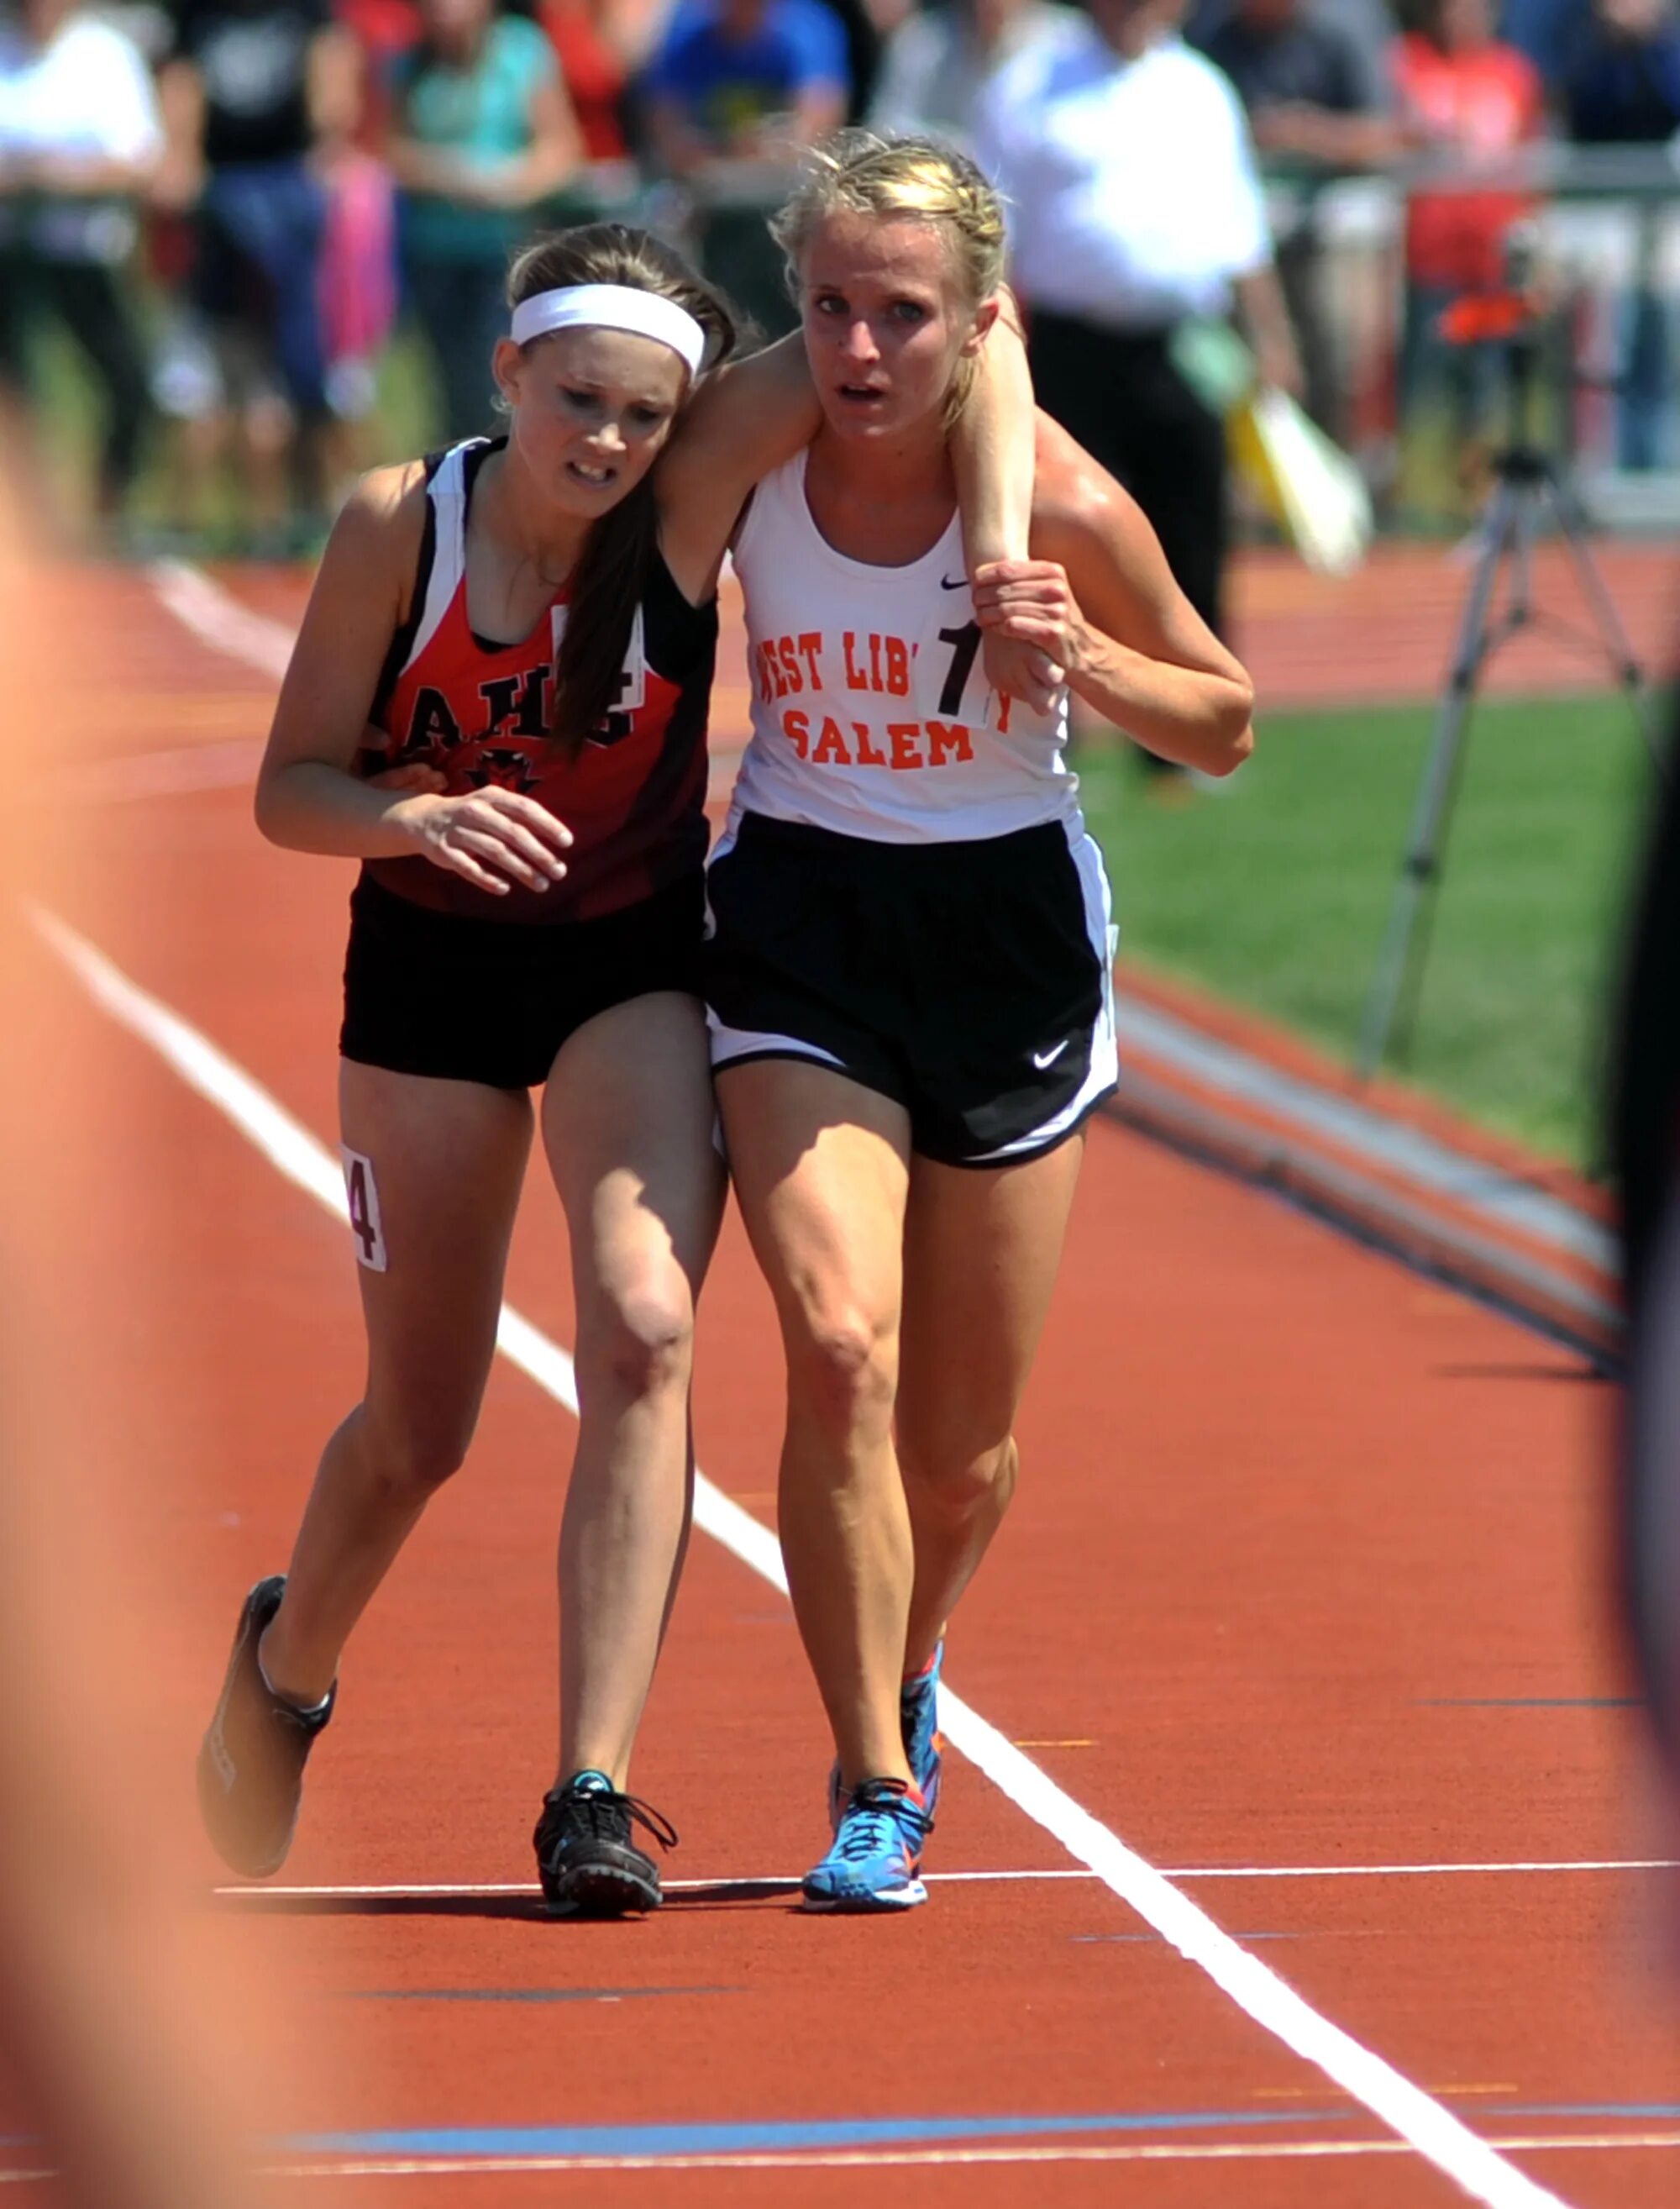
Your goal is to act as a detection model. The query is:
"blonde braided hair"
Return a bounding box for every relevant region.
[769,130,1008,425]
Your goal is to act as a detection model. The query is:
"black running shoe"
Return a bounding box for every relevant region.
[533,1771,678,1918]
[197,1575,334,1877]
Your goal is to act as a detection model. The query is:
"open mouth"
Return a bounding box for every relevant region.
[567,460,617,488]
[836,383,888,405]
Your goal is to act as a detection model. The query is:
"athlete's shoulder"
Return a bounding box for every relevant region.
[338,458,432,540]
[1027,411,1145,562]
[320,459,431,589]
[301,461,434,644]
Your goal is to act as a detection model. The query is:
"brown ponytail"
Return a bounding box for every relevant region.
[505,224,739,756]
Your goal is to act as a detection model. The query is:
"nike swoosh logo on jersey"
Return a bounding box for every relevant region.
[1032,1041,1070,1069]
[940,575,969,590]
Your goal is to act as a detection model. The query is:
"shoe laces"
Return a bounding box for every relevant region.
[835,1778,924,1864]
[544,1779,679,1854]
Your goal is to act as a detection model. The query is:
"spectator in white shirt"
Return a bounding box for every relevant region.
[977,0,1301,691]
[869,0,1084,148]
[0,0,163,522]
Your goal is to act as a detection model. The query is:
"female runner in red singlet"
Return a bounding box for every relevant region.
[197,218,1034,1917]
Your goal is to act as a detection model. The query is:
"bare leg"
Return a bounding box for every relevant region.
[542,993,725,1789]
[898,1135,1086,1675]
[258,1062,532,1706]
[717,1060,913,1790]
[171,411,228,538]
[240,395,293,542]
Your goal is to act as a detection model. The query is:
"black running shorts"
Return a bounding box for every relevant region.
[704,813,1118,1167]
[341,871,705,1091]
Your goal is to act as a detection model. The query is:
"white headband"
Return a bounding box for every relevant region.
[510,284,708,377]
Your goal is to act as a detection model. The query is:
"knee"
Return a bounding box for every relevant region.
[786,1306,899,1442]
[357,1402,474,1507]
[900,1430,1018,1526]
[580,1286,696,1407]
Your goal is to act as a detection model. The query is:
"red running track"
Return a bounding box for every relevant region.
[3,548,1677,2207]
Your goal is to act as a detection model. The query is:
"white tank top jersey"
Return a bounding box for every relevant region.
[727,451,1083,844]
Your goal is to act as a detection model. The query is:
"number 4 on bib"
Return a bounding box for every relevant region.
[341,1146,388,1272]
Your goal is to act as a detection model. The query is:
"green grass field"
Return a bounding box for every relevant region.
[1078,692,1664,1172]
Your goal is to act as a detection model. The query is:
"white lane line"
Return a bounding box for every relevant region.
[263,2133,1680,2180]
[212,1859,1680,1902]
[220,1882,555,1899]
[49,738,266,806]
[147,558,295,681]
[1170,1859,1680,1880]
[139,562,746,809]
[5,2132,1677,2188]
[34,905,1576,2209]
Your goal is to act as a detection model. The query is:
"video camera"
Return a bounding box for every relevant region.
[1436,221,1547,348]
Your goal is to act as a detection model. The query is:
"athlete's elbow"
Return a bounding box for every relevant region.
[252,771,288,846]
[1202,717,1255,778]
[1200,682,1255,777]
[253,765,313,849]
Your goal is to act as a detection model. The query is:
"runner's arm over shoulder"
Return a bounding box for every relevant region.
[654,333,823,602]
[953,287,1033,575]
[951,288,1058,710]
[255,463,446,857]
[977,416,1255,777]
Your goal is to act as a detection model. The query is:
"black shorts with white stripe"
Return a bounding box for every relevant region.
[704,812,1118,1168]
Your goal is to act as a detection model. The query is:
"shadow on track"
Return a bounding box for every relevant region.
[209,1879,803,1920]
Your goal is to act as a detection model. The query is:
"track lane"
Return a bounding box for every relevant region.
[10,554,1677,2204]
[13,916,1441,2209]
[26,861,1668,2209]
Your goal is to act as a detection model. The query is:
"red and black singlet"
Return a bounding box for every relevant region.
[357,437,717,924]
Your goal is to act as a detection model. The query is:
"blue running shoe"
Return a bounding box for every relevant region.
[827,1644,945,1833]
[900,1642,945,1821]
[804,1778,931,1912]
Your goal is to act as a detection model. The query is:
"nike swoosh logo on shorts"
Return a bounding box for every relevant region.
[1032,1041,1069,1069]
[940,575,969,590]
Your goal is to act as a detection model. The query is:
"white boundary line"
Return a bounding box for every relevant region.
[31,904,1578,2209]
[1158,1859,1679,1880]
[4,2132,1678,2188]
[211,1859,1680,1902]
[266,2133,1680,2178]
[147,558,295,681]
[51,738,266,806]
[136,563,738,809]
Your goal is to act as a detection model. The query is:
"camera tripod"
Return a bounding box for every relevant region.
[1355,344,1666,1081]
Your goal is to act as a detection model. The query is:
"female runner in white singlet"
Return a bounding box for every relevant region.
[197,218,1035,1917]
[700,134,1257,1910]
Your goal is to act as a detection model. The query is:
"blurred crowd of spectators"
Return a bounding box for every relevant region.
[2,0,1678,547]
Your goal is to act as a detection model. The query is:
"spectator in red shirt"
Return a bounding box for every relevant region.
[1394,0,1544,295]
[333,0,423,146]
[1391,0,1544,502]
[538,0,646,160]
